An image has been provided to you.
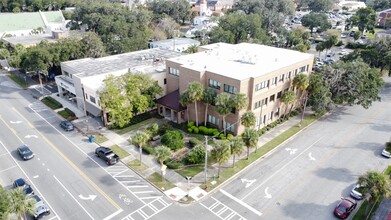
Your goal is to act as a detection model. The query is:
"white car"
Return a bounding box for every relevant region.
[382,149,391,158]
[350,184,364,200]
[31,195,50,219]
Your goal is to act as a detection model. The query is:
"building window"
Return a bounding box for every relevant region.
[223,121,235,132]
[254,98,268,109]
[164,78,167,85]
[295,69,298,76]
[169,67,179,76]
[271,77,277,85]
[270,94,275,102]
[306,65,309,71]
[255,80,269,91]
[85,93,88,99]
[268,111,273,120]
[208,115,219,126]
[279,74,284,82]
[277,91,282,99]
[208,79,221,89]
[90,96,96,104]
[299,66,306,72]
[64,71,69,77]
[256,116,264,126]
[224,84,237,94]
[275,108,280,116]
[286,72,291,79]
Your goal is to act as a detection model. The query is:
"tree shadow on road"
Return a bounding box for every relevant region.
[314,167,355,183]
[281,200,336,219]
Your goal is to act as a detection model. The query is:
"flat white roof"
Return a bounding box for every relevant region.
[169,43,314,80]
[150,38,200,48]
[62,48,181,78]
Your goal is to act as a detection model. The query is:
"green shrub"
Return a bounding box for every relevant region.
[158,124,172,135]
[187,121,195,128]
[161,130,185,150]
[188,127,193,133]
[185,145,205,165]
[227,134,234,140]
[199,126,207,134]
[142,145,155,155]
[41,96,63,109]
[189,138,201,148]
[193,127,199,134]
[213,131,220,136]
[58,108,77,120]
[146,123,159,136]
[165,158,183,169]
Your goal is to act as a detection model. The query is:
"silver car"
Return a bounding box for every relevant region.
[350,184,364,200]
[381,149,391,158]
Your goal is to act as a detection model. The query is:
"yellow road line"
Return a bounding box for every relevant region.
[11,107,121,210]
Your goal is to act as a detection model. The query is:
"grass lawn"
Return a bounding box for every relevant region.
[353,198,383,220]
[90,133,108,144]
[176,164,205,177]
[110,145,130,159]
[127,159,149,172]
[147,172,176,191]
[57,108,76,120]
[204,115,319,190]
[7,74,28,88]
[114,118,160,135]
[385,166,391,175]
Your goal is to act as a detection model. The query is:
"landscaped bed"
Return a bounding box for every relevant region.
[147,172,175,191]
[58,108,77,120]
[41,96,63,109]
[127,159,149,172]
[7,74,28,88]
[110,145,130,159]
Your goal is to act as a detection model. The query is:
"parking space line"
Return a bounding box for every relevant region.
[0,165,17,173]
[103,209,123,220]
[112,170,128,177]
[200,197,246,220]
[133,191,153,194]
[128,185,148,188]
[220,189,262,216]
[121,180,140,183]
[0,152,10,157]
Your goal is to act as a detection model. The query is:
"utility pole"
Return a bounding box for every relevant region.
[204,136,208,184]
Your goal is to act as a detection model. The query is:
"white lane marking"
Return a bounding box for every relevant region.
[308,152,316,161]
[103,209,123,220]
[53,175,94,219]
[33,175,39,178]
[264,187,272,199]
[200,196,248,219]
[42,163,45,166]
[240,178,256,188]
[47,168,50,171]
[127,185,148,188]
[25,134,38,138]
[133,191,153,194]
[285,148,298,155]
[29,104,155,205]
[242,137,323,200]
[9,120,22,124]
[0,165,17,173]
[112,170,127,177]
[79,194,97,201]
[220,189,262,216]
[37,158,40,160]
[0,141,61,219]
[0,152,10,157]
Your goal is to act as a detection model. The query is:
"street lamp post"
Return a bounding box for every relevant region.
[186,176,192,196]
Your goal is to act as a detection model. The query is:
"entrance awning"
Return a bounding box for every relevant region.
[156,89,186,112]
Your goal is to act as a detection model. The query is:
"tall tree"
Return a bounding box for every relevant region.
[230,93,248,113]
[203,88,216,126]
[132,130,150,165]
[230,136,244,167]
[301,13,331,35]
[154,145,172,165]
[358,171,391,215]
[211,140,231,178]
[80,32,105,58]
[184,82,204,126]
[307,0,334,12]
[179,91,191,123]
[280,90,297,118]
[215,93,233,136]
[20,47,52,79]
[0,48,10,66]
[210,12,270,44]
[241,112,256,128]
[350,7,377,34]
[307,72,332,114]
[316,42,325,58]
[0,185,10,220]
[8,187,35,220]
[242,128,259,158]
[293,73,309,98]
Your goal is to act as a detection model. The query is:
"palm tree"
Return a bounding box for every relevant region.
[358,171,391,215]
[280,91,297,119]
[185,82,204,126]
[215,93,233,136]
[0,186,10,220]
[211,140,231,178]
[203,88,215,126]
[293,73,309,99]
[230,136,244,167]
[315,42,325,57]
[242,128,259,158]
[154,145,172,165]
[9,187,35,220]
[231,93,248,113]
[179,91,191,123]
[241,112,256,128]
[131,130,150,165]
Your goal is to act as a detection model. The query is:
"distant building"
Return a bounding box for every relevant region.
[149,38,200,52]
[55,49,182,118]
[338,0,366,11]
[0,10,68,37]
[377,9,391,27]
[375,29,391,39]
[157,43,314,134]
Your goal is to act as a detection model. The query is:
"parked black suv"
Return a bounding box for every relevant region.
[95,147,120,165]
[60,121,74,131]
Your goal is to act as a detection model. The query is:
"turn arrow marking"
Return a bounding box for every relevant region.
[264,187,272,199]
[79,194,97,201]
[241,178,256,188]
[308,152,316,161]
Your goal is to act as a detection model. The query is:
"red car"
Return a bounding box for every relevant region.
[334,197,357,219]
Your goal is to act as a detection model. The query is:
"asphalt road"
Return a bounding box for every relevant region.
[204,77,391,220]
[0,73,173,219]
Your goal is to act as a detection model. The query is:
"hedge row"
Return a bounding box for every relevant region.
[42,96,63,109]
